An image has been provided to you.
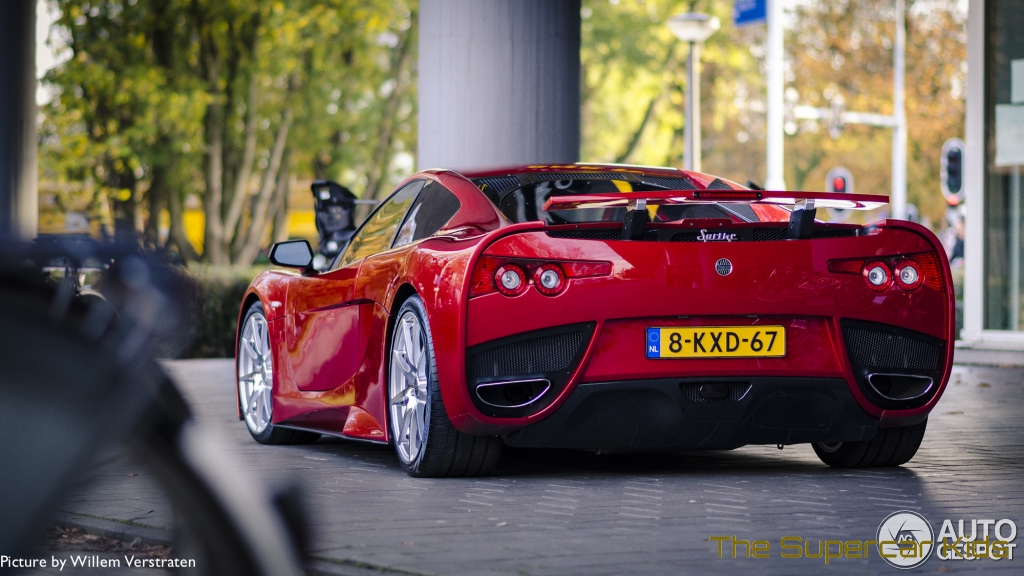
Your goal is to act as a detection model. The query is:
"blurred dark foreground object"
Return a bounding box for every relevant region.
[0,238,308,576]
[312,179,358,259]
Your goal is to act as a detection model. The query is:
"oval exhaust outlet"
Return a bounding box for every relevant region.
[866,373,934,401]
[475,379,551,409]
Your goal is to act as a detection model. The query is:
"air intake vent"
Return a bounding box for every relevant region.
[474,176,521,195]
[466,323,595,418]
[843,326,940,371]
[532,172,627,181]
[840,319,945,410]
[640,176,697,190]
[468,327,590,380]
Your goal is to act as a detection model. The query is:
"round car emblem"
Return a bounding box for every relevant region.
[715,258,733,276]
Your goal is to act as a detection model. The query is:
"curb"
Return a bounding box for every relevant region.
[52,511,175,548]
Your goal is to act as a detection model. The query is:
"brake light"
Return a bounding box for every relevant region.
[894,260,923,290]
[469,256,612,297]
[827,252,943,292]
[533,264,566,296]
[863,261,892,291]
[692,190,763,201]
[494,264,527,296]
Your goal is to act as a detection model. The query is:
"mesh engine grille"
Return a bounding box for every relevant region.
[753,227,788,241]
[680,383,751,402]
[533,172,627,181]
[547,229,658,241]
[468,329,589,380]
[475,176,521,194]
[843,327,940,370]
[812,227,857,239]
[640,176,697,190]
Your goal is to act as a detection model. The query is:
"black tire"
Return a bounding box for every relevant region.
[238,302,320,445]
[813,418,927,468]
[388,296,501,477]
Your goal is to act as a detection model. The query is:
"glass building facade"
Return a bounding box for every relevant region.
[983,0,1024,330]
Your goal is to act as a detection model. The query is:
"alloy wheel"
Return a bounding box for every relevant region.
[238,310,273,434]
[389,310,429,463]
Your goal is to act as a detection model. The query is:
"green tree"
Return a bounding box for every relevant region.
[40,0,417,264]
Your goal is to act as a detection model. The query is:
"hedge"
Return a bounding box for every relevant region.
[184,264,269,358]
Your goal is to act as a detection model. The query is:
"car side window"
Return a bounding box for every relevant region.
[392,181,462,249]
[337,180,425,268]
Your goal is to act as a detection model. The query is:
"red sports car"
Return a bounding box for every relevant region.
[235,164,954,477]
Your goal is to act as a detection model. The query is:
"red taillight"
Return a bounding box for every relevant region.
[862,261,892,291]
[911,252,943,291]
[533,264,566,296]
[828,252,944,292]
[893,260,923,291]
[494,264,527,296]
[469,256,612,297]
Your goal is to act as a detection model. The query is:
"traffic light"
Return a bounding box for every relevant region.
[825,167,853,194]
[825,167,853,222]
[941,138,965,205]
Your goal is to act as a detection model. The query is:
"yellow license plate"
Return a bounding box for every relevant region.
[646,326,786,359]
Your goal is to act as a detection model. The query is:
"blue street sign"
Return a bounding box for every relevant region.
[734,0,767,27]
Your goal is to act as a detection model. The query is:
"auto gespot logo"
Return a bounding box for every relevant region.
[709,512,1018,568]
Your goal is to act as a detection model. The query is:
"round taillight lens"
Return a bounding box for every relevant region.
[863,261,892,291]
[894,260,923,290]
[533,264,566,296]
[494,264,526,296]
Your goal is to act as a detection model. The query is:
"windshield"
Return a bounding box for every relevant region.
[493,179,759,224]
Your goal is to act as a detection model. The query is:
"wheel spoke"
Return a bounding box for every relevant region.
[409,408,421,455]
[238,370,260,382]
[243,337,261,362]
[390,389,406,406]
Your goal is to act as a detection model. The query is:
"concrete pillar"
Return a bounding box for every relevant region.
[0,0,38,240]
[418,0,580,170]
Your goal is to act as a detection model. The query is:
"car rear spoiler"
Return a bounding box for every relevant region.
[541,190,888,211]
[542,190,889,241]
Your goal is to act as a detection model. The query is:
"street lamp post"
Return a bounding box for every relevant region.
[668,13,719,173]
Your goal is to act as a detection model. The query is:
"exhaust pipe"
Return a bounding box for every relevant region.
[475,379,551,409]
[866,373,933,401]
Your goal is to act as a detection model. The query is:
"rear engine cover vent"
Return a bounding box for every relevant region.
[474,176,522,195]
[532,172,627,181]
[640,176,697,190]
[547,229,658,241]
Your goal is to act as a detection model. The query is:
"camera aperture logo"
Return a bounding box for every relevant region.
[709,511,1018,569]
[877,511,933,569]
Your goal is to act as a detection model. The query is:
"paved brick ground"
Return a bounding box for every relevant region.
[42,360,1024,575]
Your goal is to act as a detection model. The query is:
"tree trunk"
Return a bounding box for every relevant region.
[237,145,292,264]
[614,44,679,164]
[145,166,165,248]
[270,152,292,245]
[166,178,198,262]
[233,100,294,263]
[223,67,260,243]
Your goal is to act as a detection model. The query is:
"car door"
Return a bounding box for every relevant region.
[284,180,425,393]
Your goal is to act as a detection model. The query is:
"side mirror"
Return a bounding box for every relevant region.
[269,240,314,270]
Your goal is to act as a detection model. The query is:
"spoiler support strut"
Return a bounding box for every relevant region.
[622,199,650,240]
[787,199,817,240]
